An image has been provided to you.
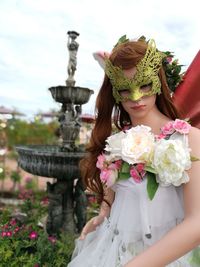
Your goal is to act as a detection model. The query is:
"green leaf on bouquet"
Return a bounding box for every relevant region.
[191,155,200,162]
[118,172,130,180]
[147,172,159,200]
[144,165,157,174]
[121,162,130,173]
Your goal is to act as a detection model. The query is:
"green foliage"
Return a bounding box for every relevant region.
[24,176,38,191]
[147,171,159,200]
[0,167,5,181]
[162,51,184,92]
[189,247,200,266]
[87,195,100,221]
[118,162,131,180]
[18,190,48,225]
[5,118,59,150]
[10,170,22,183]
[114,34,129,48]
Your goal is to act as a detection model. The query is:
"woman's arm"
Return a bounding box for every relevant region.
[99,187,115,217]
[124,127,200,267]
[79,187,115,239]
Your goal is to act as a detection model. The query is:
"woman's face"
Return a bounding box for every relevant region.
[121,67,157,120]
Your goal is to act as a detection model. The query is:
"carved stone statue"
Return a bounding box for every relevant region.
[58,103,82,151]
[46,181,67,234]
[66,31,79,86]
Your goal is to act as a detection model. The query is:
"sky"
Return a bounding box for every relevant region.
[0,0,199,119]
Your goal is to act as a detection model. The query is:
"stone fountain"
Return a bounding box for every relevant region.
[16,31,94,235]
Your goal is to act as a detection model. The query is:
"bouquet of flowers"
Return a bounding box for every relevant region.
[96,120,196,200]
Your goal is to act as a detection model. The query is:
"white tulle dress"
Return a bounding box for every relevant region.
[68,133,197,267]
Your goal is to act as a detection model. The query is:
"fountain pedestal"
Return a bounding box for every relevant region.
[16,31,94,235]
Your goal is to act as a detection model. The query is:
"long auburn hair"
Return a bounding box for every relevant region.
[80,40,181,204]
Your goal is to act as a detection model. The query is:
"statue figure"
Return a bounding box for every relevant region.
[66,31,79,86]
[46,181,68,235]
[74,178,87,233]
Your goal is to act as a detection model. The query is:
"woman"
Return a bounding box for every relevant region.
[68,37,200,267]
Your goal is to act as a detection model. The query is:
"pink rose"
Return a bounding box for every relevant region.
[100,169,110,182]
[136,163,145,173]
[166,57,173,63]
[109,160,122,170]
[136,163,146,178]
[96,154,106,169]
[156,133,167,140]
[130,167,142,183]
[173,119,191,134]
[100,169,117,187]
[161,121,174,135]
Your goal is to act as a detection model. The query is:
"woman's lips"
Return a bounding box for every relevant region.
[131,105,146,110]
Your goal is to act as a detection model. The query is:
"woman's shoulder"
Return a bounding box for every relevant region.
[188,126,200,157]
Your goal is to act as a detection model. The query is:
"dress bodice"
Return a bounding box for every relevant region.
[109,131,187,245]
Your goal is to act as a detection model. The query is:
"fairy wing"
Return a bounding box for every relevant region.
[173,51,200,128]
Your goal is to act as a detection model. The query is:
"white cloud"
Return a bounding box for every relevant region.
[0,0,199,118]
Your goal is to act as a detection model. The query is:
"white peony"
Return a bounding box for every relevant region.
[121,125,155,165]
[153,139,191,186]
[105,131,126,161]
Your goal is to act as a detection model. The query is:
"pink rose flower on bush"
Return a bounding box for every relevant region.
[6,231,12,237]
[29,231,38,239]
[1,231,7,237]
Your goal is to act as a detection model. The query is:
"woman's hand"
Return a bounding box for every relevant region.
[79,215,105,240]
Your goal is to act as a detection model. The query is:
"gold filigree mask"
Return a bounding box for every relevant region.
[105,39,165,103]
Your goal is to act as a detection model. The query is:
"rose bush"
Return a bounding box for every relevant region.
[0,190,76,267]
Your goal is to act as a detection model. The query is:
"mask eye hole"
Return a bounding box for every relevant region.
[140,82,152,92]
[119,89,130,97]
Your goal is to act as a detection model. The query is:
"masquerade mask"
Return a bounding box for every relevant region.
[104,39,165,103]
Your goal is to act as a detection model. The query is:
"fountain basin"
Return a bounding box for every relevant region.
[16,145,85,180]
[49,86,94,105]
